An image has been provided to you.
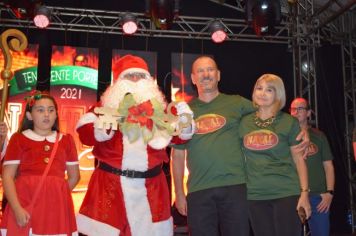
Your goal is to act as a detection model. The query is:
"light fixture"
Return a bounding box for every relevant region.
[5,0,41,19]
[209,20,227,43]
[121,13,138,35]
[245,0,281,36]
[33,5,51,28]
[145,0,180,30]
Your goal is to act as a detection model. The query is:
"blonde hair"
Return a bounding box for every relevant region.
[252,73,286,114]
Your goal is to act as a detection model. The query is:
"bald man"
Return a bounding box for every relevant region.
[290,98,335,236]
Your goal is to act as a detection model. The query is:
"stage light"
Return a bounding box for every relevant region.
[145,0,180,30]
[33,5,51,28]
[209,20,227,43]
[121,13,138,35]
[5,0,42,19]
[245,0,281,36]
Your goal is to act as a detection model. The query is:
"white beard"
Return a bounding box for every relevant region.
[101,78,167,109]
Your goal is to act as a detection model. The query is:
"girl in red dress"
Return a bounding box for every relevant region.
[0,91,80,235]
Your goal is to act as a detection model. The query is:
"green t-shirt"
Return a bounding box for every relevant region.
[173,93,254,193]
[239,112,301,200]
[306,128,333,195]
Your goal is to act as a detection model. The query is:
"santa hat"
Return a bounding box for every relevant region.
[115,54,151,82]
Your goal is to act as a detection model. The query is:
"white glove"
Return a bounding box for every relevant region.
[175,101,194,118]
[94,117,115,142]
[175,102,195,140]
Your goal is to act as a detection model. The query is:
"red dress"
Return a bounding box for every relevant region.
[0,130,79,236]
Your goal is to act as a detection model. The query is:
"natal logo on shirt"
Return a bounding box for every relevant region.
[244,130,279,150]
[195,114,226,134]
[307,142,318,156]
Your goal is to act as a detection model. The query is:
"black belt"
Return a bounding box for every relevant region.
[98,161,162,178]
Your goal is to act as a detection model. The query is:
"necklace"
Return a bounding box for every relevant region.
[254,113,276,128]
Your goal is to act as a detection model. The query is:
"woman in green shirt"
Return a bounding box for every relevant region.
[239,74,311,236]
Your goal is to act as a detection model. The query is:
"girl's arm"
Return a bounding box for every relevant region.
[290,146,311,219]
[66,164,80,190]
[2,164,30,227]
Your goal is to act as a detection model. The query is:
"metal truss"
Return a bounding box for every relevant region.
[341,10,356,234]
[0,2,291,44]
[290,0,320,126]
[312,0,356,43]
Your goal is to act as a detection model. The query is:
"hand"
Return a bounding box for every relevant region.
[175,193,187,216]
[294,129,310,159]
[297,193,311,220]
[0,122,7,136]
[317,192,333,213]
[175,102,193,118]
[14,206,30,227]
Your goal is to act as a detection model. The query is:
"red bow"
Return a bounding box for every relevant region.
[24,90,50,107]
[127,100,154,130]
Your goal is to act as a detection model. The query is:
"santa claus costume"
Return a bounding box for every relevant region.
[76,55,192,236]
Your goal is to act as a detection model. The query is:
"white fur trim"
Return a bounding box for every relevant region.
[148,129,172,149]
[1,228,78,236]
[121,136,150,236]
[76,213,119,236]
[120,136,174,235]
[76,112,97,129]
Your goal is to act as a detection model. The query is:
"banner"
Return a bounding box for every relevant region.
[50,46,99,197]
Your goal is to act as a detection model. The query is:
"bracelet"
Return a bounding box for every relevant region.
[301,188,310,192]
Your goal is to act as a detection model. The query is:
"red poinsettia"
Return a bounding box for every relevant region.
[126,100,154,130]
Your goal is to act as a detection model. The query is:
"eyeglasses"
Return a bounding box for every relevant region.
[122,72,149,80]
[290,107,308,113]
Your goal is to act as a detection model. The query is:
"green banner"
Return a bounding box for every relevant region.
[9,66,98,96]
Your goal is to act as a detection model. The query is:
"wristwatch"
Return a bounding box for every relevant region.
[326,190,334,195]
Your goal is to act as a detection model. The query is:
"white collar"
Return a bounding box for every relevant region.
[22,129,62,142]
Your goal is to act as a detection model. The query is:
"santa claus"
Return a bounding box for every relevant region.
[76,54,194,236]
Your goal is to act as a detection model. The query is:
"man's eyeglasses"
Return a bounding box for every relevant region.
[122,72,149,80]
[290,107,308,113]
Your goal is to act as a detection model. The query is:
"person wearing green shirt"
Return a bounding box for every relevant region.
[239,74,311,236]
[171,56,254,236]
[290,97,335,236]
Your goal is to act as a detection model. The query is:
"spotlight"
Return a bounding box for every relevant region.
[145,0,180,30]
[33,5,51,28]
[121,13,138,35]
[5,0,42,19]
[209,20,227,43]
[245,0,281,36]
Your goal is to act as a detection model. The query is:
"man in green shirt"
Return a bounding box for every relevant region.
[171,55,254,236]
[290,97,335,236]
